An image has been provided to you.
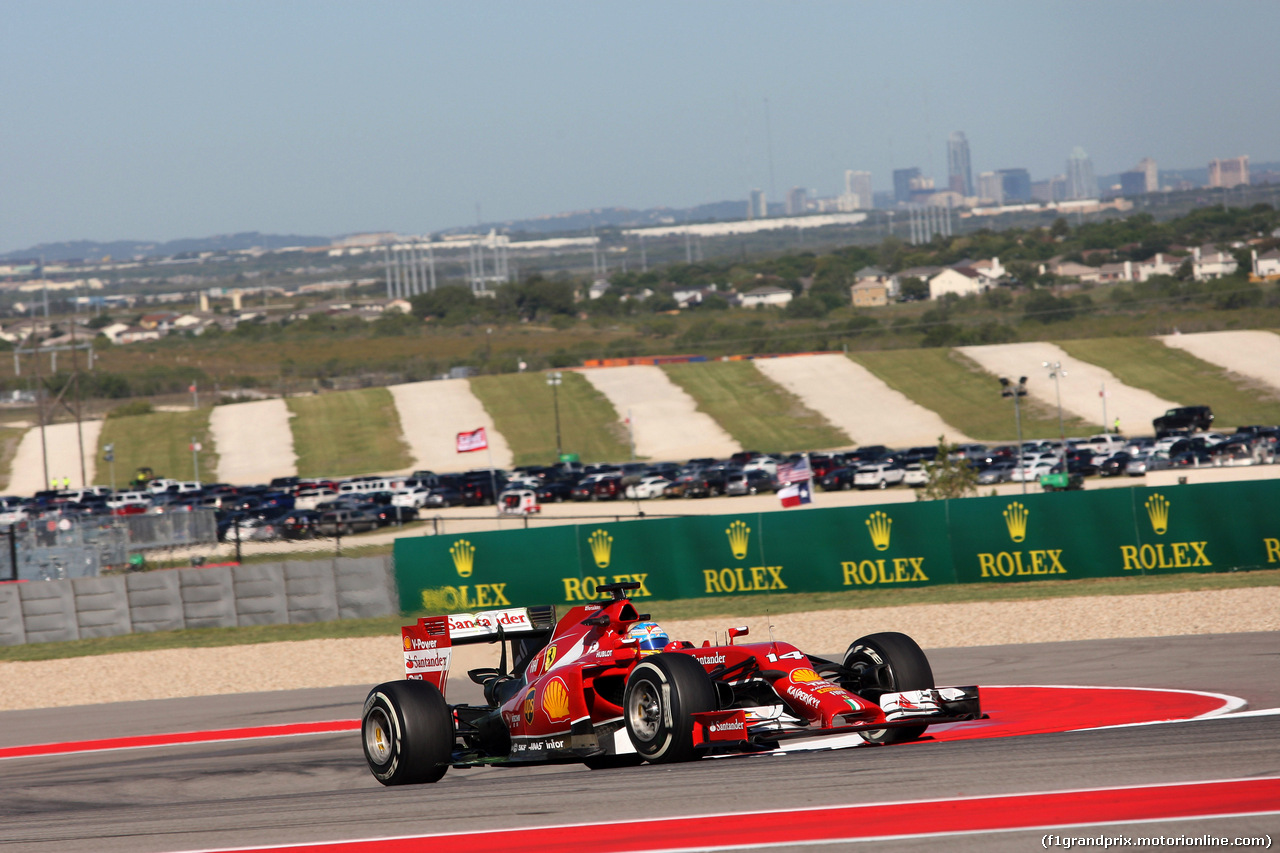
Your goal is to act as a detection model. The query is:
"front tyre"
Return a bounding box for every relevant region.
[362,680,454,785]
[843,631,934,745]
[623,653,717,763]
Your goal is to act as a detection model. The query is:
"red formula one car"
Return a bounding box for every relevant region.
[361,582,981,785]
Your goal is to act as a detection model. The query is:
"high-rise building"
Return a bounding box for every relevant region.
[1032,175,1067,203]
[840,170,873,211]
[1208,156,1249,188]
[947,131,974,197]
[1066,147,1098,200]
[893,167,921,204]
[748,188,767,219]
[1138,157,1158,192]
[786,187,808,215]
[977,171,1003,204]
[998,168,1032,202]
[1119,171,1147,197]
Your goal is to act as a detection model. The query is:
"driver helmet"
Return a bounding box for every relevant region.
[626,621,670,655]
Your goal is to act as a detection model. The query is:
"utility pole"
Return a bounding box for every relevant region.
[547,371,563,461]
[1001,376,1028,495]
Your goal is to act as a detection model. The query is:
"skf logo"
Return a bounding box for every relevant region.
[1145,494,1170,535]
[541,677,570,721]
[523,687,536,725]
[726,520,750,560]
[1004,502,1029,543]
[865,511,892,551]
[450,539,475,578]
[588,529,613,568]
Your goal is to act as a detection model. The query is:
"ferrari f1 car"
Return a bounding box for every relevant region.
[361,582,981,784]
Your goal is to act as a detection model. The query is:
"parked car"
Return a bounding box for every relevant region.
[902,463,929,487]
[725,469,777,496]
[315,508,381,536]
[392,488,432,509]
[624,476,672,500]
[976,461,1015,485]
[1125,452,1172,476]
[424,486,465,508]
[1098,452,1133,477]
[854,462,905,490]
[818,466,857,491]
[1153,406,1214,437]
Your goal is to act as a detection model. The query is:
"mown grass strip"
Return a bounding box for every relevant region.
[97,408,219,486]
[471,372,630,466]
[1057,337,1280,429]
[0,426,26,491]
[661,360,851,453]
[286,388,410,477]
[2,568,1274,662]
[851,348,1094,442]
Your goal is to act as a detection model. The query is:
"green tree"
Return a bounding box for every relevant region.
[917,436,978,501]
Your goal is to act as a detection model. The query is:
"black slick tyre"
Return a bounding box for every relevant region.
[623,653,717,763]
[843,631,934,745]
[362,680,454,785]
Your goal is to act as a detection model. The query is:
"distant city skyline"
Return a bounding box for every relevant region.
[3,1,1278,253]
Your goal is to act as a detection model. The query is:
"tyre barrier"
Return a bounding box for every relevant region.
[0,555,397,647]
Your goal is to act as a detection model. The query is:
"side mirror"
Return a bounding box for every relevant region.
[728,626,749,644]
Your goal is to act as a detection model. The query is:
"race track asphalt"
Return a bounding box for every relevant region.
[1,632,1276,853]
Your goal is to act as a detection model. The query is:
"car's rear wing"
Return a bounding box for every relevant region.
[401,606,556,696]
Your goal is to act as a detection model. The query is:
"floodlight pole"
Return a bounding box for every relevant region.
[547,371,563,460]
[1001,376,1028,495]
[1043,361,1067,468]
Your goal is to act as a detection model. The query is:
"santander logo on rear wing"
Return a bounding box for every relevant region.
[401,607,548,699]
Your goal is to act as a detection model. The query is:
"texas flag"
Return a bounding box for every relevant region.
[456,427,489,453]
[778,481,812,508]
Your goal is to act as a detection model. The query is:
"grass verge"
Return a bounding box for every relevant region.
[98,408,219,485]
[851,348,1094,442]
[286,387,410,477]
[1057,336,1280,429]
[2,568,1274,662]
[471,371,630,466]
[662,361,851,453]
[0,425,25,491]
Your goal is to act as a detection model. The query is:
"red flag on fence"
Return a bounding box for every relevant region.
[456,427,489,453]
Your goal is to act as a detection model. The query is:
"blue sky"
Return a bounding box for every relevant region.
[3,1,1277,253]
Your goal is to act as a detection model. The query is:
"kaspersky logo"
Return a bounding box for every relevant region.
[726,520,750,560]
[449,539,475,578]
[865,511,892,551]
[1003,502,1029,543]
[588,529,613,568]
[1145,494,1170,535]
[704,519,785,594]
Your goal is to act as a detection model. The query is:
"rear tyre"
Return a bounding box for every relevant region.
[624,653,717,763]
[362,680,454,785]
[842,632,934,745]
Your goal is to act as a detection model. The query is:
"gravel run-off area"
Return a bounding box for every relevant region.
[8,420,103,495]
[1,587,1275,712]
[1159,329,1280,396]
[959,342,1181,434]
[209,399,297,485]
[388,378,513,473]
[580,365,741,461]
[754,353,974,447]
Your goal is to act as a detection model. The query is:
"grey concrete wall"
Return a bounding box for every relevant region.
[19,581,79,644]
[336,555,396,620]
[284,560,339,624]
[232,563,288,626]
[1,554,400,645]
[179,567,237,629]
[72,576,132,639]
[126,571,186,634]
[0,583,26,646]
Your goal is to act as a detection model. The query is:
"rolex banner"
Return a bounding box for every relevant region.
[393,480,1280,614]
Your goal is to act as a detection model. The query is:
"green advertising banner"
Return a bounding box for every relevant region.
[392,480,1280,614]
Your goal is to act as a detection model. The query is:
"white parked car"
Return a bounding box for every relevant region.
[391,488,431,509]
[295,487,337,510]
[854,463,905,490]
[1010,461,1056,483]
[624,476,671,500]
[902,463,929,487]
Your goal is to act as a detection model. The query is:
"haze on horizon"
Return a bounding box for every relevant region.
[3,0,1278,255]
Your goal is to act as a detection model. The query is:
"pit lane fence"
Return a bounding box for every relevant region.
[393,479,1280,613]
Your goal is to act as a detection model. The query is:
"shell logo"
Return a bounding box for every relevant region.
[523,687,537,725]
[789,668,822,684]
[541,677,571,721]
[402,636,412,651]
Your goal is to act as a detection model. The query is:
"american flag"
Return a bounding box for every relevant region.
[776,456,811,485]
